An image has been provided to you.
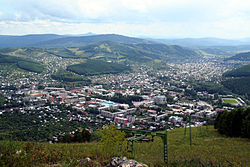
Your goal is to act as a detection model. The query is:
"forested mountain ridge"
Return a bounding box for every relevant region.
[34,34,152,48]
[0,34,151,48]
[0,40,201,63]
[46,41,201,62]
[0,34,63,48]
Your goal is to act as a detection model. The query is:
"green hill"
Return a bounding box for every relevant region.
[46,41,201,63]
[223,63,250,78]
[0,54,45,73]
[225,51,250,61]
[0,34,63,48]
[35,34,151,48]
[67,59,131,76]
[78,41,201,62]
[0,34,152,48]
[1,126,249,167]
[0,40,201,64]
[51,70,90,82]
[222,64,250,98]
[222,77,250,98]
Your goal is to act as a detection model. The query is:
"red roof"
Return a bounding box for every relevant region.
[148,110,157,113]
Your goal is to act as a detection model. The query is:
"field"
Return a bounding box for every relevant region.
[222,98,239,105]
[1,126,249,167]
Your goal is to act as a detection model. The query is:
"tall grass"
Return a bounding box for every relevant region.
[0,126,249,167]
[134,126,250,167]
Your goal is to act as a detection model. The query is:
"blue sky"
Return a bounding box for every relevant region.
[0,0,250,38]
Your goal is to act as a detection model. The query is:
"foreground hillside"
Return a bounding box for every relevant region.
[1,126,249,167]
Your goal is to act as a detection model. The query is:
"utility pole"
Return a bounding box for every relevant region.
[164,116,168,166]
[184,117,187,136]
[189,115,192,146]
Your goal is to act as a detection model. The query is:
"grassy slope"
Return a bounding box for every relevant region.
[134,126,250,166]
[1,126,249,167]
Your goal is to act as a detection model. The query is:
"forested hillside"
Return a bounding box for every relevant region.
[51,69,91,87]
[225,51,250,61]
[223,63,250,77]
[67,59,131,76]
[222,64,250,99]
[46,41,201,62]
[35,34,151,48]
[0,54,45,73]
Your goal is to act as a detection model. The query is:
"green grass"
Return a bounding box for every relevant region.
[134,126,250,166]
[1,126,249,167]
[222,98,239,105]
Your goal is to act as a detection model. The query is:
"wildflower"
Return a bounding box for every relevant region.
[16,150,22,154]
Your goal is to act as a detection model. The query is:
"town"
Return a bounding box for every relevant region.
[0,57,246,141]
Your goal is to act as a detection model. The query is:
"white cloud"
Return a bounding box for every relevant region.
[0,0,250,38]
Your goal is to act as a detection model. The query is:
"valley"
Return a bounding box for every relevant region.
[0,34,249,167]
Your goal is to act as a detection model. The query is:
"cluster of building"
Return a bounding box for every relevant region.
[0,60,246,134]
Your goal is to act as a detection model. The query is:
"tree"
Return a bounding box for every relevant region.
[242,108,250,138]
[214,108,250,138]
[58,129,91,143]
[98,125,128,157]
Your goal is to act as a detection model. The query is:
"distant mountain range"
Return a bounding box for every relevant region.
[0,41,201,63]
[0,34,63,48]
[1,33,250,48]
[1,33,250,62]
[0,34,151,48]
[151,37,250,47]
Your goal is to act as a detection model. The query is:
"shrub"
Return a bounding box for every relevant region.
[98,125,128,157]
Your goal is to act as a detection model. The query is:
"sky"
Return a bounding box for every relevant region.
[0,0,250,38]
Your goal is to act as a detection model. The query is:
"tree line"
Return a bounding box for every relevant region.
[214,108,250,138]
